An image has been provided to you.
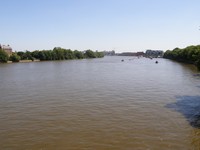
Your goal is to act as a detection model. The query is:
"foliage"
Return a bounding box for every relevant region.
[0,49,9,63]
[9,53,21,62]
[17,51,25,59]
[84,50,104,58]
[84,50,96,58]
[17,51,33,60]
[74,50,84,59]
[163,45,200,70]
[15,48,104,62]
[1,46,104,64]
[95,51,104,58]
[196,60,200,70]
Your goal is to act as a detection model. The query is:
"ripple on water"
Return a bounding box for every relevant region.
[0,57,200,149]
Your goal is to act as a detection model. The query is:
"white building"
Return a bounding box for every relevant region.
[0,44,12,56]
[145,50,164,58]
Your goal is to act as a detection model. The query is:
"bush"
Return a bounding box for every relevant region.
[9,53,21,62]
[74,50,84,59]
[164,45,200,70]
[0,49,9,63]
[85,50,96,58]
[196,59,200,71]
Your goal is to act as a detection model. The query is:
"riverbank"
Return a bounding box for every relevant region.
[2,60,40,64]
[19,60,40,63]
[0,48,104,63]
[163,45,200,70]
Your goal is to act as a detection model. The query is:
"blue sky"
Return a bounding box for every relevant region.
[0,0,200,52]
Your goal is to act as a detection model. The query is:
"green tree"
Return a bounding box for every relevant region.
[38,51,46,60]
[95,51,104,58]
[31,50,40,59]
[9,53,21,62]
[164,45,200,70]
[9,47,104,62]
[53,47,65,60]
[0,49,9,63]
[42,50,53,60]
[85,50,96,58]
[74,50,84,59]
[196,59,200,71]
[25,50,34,60]
[64,49,75,59]
[17,51,26,60]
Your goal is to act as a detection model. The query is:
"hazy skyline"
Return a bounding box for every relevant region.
[1,0,200,52]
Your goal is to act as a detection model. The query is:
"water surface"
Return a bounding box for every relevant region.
[0,57,200,149]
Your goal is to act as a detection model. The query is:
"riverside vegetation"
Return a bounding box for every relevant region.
[163,45,200,70]
[0,47,104,63]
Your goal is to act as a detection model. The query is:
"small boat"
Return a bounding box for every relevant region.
[121,59,124,62]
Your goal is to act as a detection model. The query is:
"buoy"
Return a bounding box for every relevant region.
[155,61,158,64]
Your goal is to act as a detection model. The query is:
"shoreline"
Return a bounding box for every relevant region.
[3,59,41,64]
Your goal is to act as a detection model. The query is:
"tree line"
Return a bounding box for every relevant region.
[163,45,200,70]
[0,47,104,63]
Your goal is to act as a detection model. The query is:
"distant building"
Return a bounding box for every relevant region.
[136,52,145,56]
[103,50,115,56]
[117,52,144,57]
[145,50,164,58]
[0,44,12,56]
[117,52,136,56]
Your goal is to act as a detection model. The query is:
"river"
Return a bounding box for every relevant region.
[0,56,200,150]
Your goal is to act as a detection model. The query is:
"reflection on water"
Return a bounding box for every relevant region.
[166,96,200,128]
[0,57,200,149]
